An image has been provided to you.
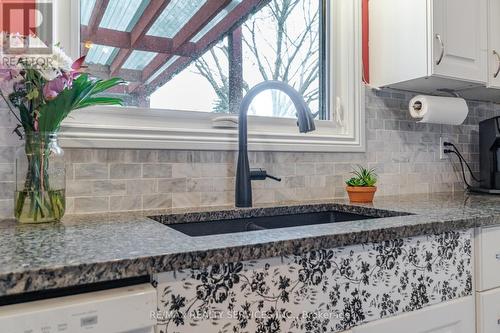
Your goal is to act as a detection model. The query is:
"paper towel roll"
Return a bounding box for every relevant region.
[409,95,468,125]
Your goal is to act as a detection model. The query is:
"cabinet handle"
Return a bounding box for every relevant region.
[436,34,445,65]
[496,253,500,260]
[493,50,500,78]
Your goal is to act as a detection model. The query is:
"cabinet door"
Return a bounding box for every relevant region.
[476,225,500,291]
[477,288,500,333]
[352,297,474,333]
[432,0,487,83]
[488,0,500,88]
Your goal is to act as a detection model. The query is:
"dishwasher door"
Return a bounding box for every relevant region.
[0,283,157,333]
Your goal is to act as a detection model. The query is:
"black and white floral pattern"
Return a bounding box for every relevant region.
[154,230,472,333]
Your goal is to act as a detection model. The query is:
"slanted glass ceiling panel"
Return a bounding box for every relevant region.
[148,0,207,38]
[100,0,150,32]
[123,51,157,70]
[191,0,242,43]
[80,0,96,26]
[146,56,180,84]
[86,44,118,66]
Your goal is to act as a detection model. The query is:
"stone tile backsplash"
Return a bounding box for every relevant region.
[0,88,493,217]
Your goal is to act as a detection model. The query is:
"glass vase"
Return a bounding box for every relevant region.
[14,132,66,223]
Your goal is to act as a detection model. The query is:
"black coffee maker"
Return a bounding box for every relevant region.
[473,116,500,193]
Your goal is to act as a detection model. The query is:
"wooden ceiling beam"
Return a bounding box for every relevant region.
[81,27,196,55]
[86,0,110,38]
[137,0,268,95]
[131,0,171,47]
[140,0,232,84]
[86,64,142,83]
[109,0,172,76]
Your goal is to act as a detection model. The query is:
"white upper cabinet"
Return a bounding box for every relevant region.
[450,0,500,102]
[488,0,500,88]
[432,0,487,82]
[370,0,488,92]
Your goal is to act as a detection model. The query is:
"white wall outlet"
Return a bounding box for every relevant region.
[439,136,450,160]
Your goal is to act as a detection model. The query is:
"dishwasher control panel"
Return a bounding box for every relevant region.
[0,283,156,333]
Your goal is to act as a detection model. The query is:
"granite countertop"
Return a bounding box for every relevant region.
[1,192,500,298]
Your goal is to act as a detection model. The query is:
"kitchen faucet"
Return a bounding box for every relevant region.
[235,81,316,207]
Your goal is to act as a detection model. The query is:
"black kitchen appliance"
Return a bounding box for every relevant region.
[472,116,500,194]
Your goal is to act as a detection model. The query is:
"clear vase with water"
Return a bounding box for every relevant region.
[15,132,66,223]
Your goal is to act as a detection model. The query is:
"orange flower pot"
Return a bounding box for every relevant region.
[346,186,377,203]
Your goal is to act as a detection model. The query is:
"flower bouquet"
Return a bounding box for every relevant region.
[1,46,124,223]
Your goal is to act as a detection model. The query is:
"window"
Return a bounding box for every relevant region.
[149,0,323,120]
[56,0,364,152]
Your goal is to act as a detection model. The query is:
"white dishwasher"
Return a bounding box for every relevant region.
[0,283,157,333]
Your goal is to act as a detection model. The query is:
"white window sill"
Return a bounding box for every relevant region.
[60,101,365,153]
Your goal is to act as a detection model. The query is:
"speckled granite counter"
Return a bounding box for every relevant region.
[1,192,499,297]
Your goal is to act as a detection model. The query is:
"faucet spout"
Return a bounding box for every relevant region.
[235,81,316,208]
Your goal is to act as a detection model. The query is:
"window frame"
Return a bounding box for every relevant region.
[56,0,365,153]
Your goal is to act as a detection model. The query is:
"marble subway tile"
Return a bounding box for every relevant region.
[110,195,142,212]
[64,149,96,163]
[143,194,172,210]
[92,180,127,196]
[284,176,306,188]
[142,164,172,178]
[0,199,11,218]
[66,180,93,196]
[187,178,213,192]
[172,163,201,178]
[110,164,141,179]
[158,178,187,193]
[200,163,235,177]
[126,179,156,195]
[74,163,108,180]
[172,192,201,208]
[0,182,14,199]
[74,197,109,213]
[200,191,233,206]
[212,178,235,192]
[158,151,199,163]
[0,164,13,180]
[253,189,274,204]
[0,147,15,161]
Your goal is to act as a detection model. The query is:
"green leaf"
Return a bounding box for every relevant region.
[37,74,124,132]
[345,165,377,187]
[75,97,124,109]
[90,78,126,95]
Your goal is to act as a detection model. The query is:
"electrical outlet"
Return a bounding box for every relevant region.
[439,136,450,160]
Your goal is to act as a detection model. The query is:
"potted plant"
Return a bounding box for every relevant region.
[0,45,124,223]
[345,165,378,203]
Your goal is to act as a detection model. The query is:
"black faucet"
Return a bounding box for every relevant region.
[235,81,316,207]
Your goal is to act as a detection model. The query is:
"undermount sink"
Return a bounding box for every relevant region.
[150,210,392,237]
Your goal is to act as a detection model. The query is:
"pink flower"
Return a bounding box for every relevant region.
[72,56,86,71]
[0,68,21,95]
[43,75,71,101]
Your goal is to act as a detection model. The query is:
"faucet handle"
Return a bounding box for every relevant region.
[266,174,282,182]
[250,168,282,182]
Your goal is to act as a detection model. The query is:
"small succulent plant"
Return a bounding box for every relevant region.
[345,165,377,187]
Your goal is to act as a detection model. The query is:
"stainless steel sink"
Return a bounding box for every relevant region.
[150,210,397,237]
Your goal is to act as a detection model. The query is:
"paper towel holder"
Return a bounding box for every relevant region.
[436,88,461,98]
[412,89,461,112]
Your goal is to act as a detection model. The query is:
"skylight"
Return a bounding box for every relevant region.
[100,0,150,32]
[191,0,242,42]
[147,0,207,38]
[80,0,96,26]
[86,44,118,65]
[123,51,158,70]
